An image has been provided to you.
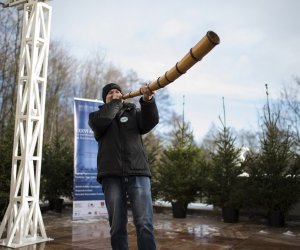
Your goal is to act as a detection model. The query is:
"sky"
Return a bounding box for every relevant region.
[50,0,300,142]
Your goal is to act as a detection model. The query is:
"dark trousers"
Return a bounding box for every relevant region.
[102,176,156,250]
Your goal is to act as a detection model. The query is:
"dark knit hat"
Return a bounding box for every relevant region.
[102,83,122,103]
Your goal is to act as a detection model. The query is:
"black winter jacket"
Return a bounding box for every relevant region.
[88,97,159,183]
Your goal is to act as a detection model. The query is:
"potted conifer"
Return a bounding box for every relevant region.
[206,124,244,223]
[41,137,73,212]
[156,145,207,218]
[205,100,245,223]
[155,117,208,218]
[244,88,300,227]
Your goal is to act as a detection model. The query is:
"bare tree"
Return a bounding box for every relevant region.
[236,129,260,152]
[0,8,21,131]
[0,7,22,216]
[76,51,106,99]
[280,77,300,150]
[76,52,141,100]
[201,123,218,153]
[44,40,77,145]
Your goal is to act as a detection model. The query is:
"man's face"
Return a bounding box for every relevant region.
[106,88,122,103]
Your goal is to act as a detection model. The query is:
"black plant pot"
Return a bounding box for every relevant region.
[171,201,188,218]
[268,210,285,227]
[222,207,239,223]
[49,198,64,213]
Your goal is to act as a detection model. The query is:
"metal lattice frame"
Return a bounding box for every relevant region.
[0,1,52,248]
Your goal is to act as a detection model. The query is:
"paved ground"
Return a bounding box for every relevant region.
[1,207,300,249]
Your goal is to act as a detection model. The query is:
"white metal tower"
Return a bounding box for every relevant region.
[0,0,52,248]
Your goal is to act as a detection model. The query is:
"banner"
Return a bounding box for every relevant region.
[73,98,107,219]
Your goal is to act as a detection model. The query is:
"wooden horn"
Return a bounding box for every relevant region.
[122,31,220,99]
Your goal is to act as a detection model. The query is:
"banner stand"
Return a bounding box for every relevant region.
[73,98,107,220]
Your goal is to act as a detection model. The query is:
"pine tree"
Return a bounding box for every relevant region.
[247,84,300,217]
[207,97,244,210]
[155,115,208,215]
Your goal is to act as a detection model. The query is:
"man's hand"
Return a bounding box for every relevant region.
[141,84,154,102]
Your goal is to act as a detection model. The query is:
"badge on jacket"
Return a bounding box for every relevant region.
[120,117,128,123]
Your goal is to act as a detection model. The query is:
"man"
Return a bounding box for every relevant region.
[88,83,159,250]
